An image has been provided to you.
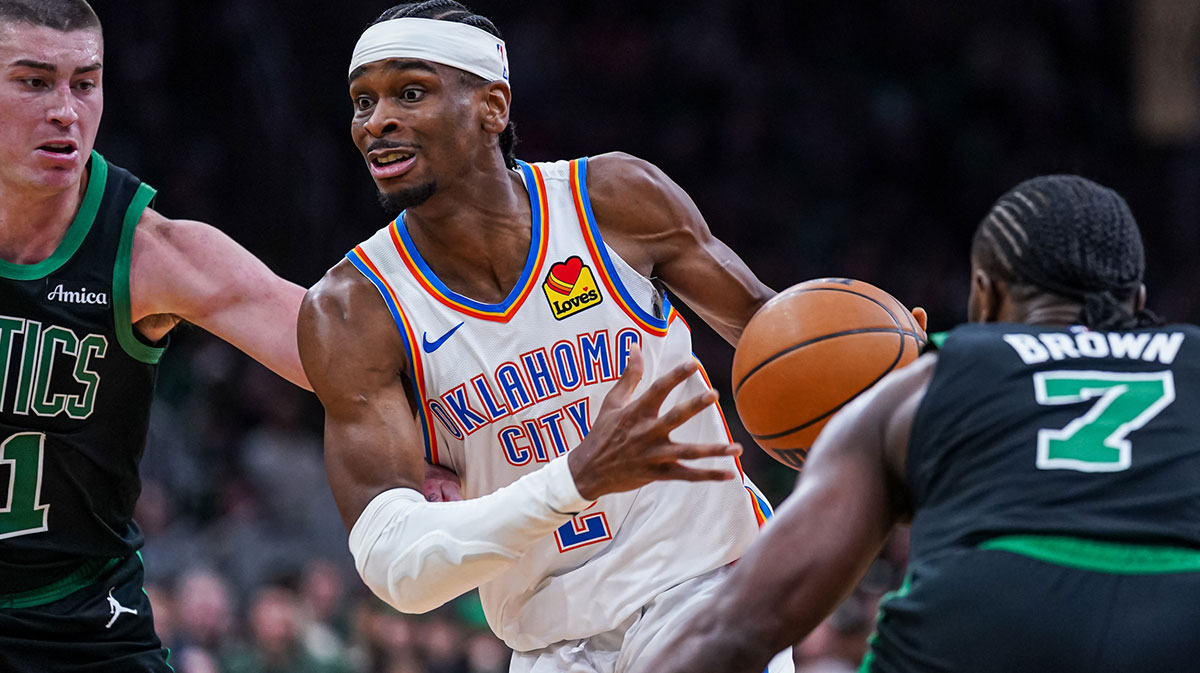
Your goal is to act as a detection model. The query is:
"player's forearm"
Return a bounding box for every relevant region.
[638,474,891,673]
[647,600,780,673]
[348,455,589,613]
[641,544,811,673]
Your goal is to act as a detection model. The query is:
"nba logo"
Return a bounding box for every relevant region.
[497,43,509,80]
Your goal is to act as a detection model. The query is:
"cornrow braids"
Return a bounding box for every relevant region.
[970,175,1162,330]
[370,1,519,170]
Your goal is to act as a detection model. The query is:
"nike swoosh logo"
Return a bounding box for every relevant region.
[422,322,465,353]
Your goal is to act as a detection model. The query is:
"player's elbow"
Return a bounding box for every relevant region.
[359,538,514,614]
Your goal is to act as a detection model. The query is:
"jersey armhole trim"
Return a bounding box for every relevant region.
[696,360,773,525]
[113,182,166,364]
[346,247,441,465]
[0,151,107,280]
[568,158,672,337]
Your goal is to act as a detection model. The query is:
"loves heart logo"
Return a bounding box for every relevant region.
[543,255,603,320]
[547,257,583,294]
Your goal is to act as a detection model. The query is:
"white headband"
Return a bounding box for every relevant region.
[349,17,509,83]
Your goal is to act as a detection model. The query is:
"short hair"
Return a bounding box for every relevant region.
[971,175,1160,329]
[369,1,518,170]
[0,0,100,32]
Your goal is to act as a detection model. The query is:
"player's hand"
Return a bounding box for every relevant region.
[911,306,928,334]
[422,463,463,502]
[567,345,741,501]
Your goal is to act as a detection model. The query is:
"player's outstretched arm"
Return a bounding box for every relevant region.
[586,152,775,346]
[299,262,744,614]
[129,210,310,389]
[631,355,936,673]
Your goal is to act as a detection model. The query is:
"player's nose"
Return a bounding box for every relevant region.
[45,85,80,127]
[363,98,404,137]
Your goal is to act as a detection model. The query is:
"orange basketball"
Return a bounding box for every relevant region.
[732,278,926,470]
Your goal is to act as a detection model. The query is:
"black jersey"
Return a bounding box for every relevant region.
[0,152,164,593]
[907,322,1200,560]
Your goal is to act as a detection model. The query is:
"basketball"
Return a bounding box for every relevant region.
[732,278,927,470]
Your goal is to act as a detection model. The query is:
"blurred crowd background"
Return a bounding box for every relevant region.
[83,0,1200,671]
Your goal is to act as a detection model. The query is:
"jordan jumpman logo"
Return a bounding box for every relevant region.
[106,587,138,628]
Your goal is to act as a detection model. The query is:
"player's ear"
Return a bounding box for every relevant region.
[910,307,928,333]
[968,267,1001,323]
[481,80,510,134]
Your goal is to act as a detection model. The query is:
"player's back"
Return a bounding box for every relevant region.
[349,157,766,651]
[909,322,1200,558]
[864,322,1200,673]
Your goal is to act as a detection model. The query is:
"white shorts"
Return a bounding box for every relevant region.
[509,564,794,673]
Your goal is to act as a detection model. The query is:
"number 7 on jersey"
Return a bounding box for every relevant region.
[1034,370,1175,473]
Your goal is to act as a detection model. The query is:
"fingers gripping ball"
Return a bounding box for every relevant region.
[732,278,927,470]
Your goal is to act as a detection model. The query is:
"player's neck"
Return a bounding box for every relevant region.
[1014,299,1083,327]
[407,158,526,228]
[0,173,88,265]
[404,167,534,302]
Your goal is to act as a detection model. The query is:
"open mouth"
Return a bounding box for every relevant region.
[373,150,414,167]
[38,142,77,155]
[369,148,417,179]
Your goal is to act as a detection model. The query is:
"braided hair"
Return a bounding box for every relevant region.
[370,1,519,170]
[970,175,1161,330]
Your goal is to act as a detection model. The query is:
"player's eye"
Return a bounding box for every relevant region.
[73,80,96,92]
[355,96,374,111]
[400,87,425,103]
[20,77,48,89]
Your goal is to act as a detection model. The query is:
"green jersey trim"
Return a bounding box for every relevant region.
[113,182,165,364]
[928,331,948,349]
[135,551,176,671]
[859,571,913,673]
[980,534,1200,574]
[0,556,121,608]
[0,152,107,280]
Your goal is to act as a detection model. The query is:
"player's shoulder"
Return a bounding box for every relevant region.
[131,207,222,257]
[303,258,379,318]
[584,151,671,201]
[298,259,411,390]
[128,208,199,279]
[582,152,688,237]
[301,258,402,345]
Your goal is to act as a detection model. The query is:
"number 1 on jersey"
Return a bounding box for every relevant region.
[0,432,50,539]
[1034,370,1175,472]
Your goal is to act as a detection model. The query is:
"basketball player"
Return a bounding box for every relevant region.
[634,175,1200,673]
[298,3,791,672]
[0,2,311,670]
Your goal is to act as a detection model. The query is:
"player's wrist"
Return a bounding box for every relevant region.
[548,454,590,514]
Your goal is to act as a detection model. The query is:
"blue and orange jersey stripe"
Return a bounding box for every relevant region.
[745,482,772,526]
[696,360,771,526]
[386,161,550,323]
[569,157,676,338]
[346,246,441,465]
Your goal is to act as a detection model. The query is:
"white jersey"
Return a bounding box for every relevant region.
[348,158,768,651]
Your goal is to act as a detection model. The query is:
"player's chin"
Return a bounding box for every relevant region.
[375,181,437,213]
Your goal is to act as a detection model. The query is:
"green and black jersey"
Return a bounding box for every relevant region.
[0,152,164,594]
[907,322,1200,561]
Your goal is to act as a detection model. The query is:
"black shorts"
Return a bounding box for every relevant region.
[0,554,172,673]
[864,544,1200,673]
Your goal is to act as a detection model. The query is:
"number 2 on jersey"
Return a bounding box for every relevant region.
[1034,370,1175,472]
[0,432,50,539]
[555,508,611,553]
